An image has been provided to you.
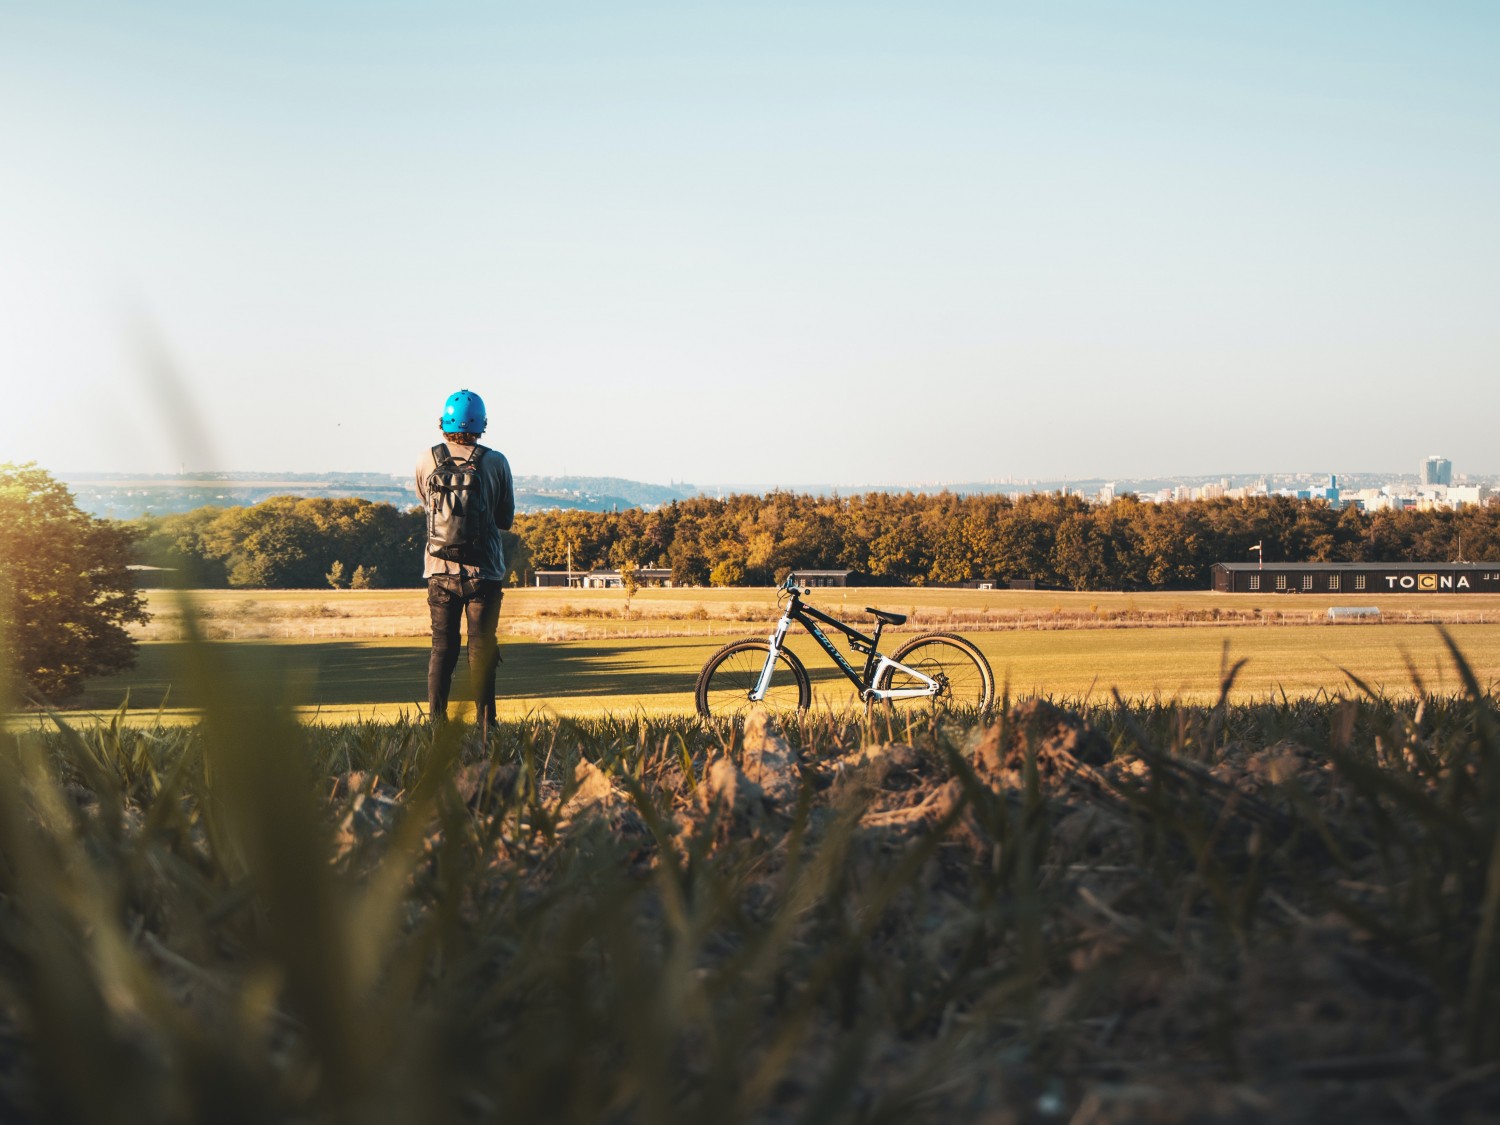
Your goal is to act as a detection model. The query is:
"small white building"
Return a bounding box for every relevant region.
[1446,485,1490,508]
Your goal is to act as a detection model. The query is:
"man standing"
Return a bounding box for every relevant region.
[416,389,515,735]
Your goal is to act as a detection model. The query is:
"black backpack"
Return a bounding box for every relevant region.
[425,444,487,563]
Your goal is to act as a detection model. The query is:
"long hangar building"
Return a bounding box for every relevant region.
[1212,562,1500,594]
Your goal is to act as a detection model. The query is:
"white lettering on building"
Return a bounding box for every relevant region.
[1383,573,1471,590]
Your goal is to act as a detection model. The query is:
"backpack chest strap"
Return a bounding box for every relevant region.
[433,443,483,469]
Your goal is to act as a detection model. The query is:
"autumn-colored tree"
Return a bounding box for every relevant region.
[0,464,149,702]
[619,563,641,599]
[709,559,745,587]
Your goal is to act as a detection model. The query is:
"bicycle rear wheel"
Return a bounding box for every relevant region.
[876,633,994,714]
[695,640,811,719]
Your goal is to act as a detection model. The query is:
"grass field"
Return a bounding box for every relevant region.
[49,616,1500,724]
[130,584,1500,642]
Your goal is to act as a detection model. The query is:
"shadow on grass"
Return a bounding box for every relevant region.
[67,637,861,714]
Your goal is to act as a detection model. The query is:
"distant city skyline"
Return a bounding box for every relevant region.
[3,3,1498,483]
[57,459,1500,523]
[48,456,1500,491]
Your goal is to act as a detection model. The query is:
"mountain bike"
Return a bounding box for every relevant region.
[694,576,995,718]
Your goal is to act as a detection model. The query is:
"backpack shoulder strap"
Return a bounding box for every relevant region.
[430,443,452,470]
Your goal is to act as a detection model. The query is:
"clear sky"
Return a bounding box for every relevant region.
[1,1,1497,485]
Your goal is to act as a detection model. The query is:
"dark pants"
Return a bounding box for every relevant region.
[427,575,504,730]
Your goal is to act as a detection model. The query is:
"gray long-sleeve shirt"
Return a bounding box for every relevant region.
[415,441,515,581]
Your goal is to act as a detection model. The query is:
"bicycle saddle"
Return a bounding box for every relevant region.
[867,607,907,626]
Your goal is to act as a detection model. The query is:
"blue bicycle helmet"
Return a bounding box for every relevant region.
[440,389,487,435]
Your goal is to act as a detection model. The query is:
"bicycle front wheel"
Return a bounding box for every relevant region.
[695,640,811,719]
[876,633,995,714]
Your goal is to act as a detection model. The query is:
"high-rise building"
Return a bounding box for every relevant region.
[1421,456,1453,487]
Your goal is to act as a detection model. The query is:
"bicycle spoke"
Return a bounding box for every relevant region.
[877,634,994,714]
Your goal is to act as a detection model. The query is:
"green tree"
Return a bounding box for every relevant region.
[326,560,348,589]
[201,498,322,588]
[668,516,709,586]
[0,464,149,702]
[129,507,232,586]
[501,529,529,585]
[350,565,381,590]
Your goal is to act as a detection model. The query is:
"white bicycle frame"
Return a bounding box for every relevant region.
[751,604,941,703]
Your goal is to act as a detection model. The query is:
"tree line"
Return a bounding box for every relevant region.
[128,490,1500,592]
[129,496,431,589]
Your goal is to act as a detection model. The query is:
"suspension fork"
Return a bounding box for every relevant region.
[752,604,796,701]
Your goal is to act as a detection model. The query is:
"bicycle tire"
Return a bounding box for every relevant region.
[876,632,995,714]
[695,639,811,719]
